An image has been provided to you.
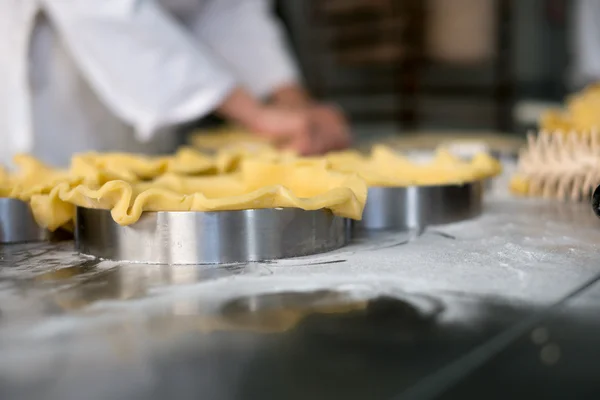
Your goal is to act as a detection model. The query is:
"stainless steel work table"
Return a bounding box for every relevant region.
[1,167,600,400]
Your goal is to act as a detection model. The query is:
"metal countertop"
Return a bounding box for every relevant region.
[1,168,600,400]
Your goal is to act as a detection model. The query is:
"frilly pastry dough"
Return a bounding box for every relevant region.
[6,136,500,231]
[540,83,600,134]
[379,131,524,154]
[31,159,367,230]
[2,148,224,203]
[191,126,302,174]
[0,166,12,197]
[213,146,297,174]
[4,155,79,201]
[326,145,501,186]
[190,127,272,151]
[190,127,300,167]
[70,147,220,184]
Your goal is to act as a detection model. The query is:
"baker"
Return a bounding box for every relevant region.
[0,0,351,167]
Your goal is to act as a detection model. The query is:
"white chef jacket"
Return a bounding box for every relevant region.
[0,0,299,166]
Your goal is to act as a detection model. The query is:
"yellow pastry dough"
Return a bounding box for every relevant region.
[0,166,12,197]
[70,146,220,184]
[509,174,530,196]
[326,145,502,186]
[190,126,301,173]
[8,138,500,231]
[539,83,600,134]
[213,145,297,174]
[5,155,79,201]
[379,131,524,154]
[0,147,222,204]
[190,126,272,151]
[31,159,368,230]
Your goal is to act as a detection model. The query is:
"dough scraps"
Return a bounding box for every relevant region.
[325,145,502,186]
[30,158,367,230]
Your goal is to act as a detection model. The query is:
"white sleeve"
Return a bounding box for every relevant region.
[191,0,301,98]
[40,0,237,141]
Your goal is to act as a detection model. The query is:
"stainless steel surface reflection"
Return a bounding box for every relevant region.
[0,198,49,243]
[76,208,350,264]
[3,193,600,400]
[359,182,483,230]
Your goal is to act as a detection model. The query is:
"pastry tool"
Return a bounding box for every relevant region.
[356,181,484,231]
[75,207,350,264]
[592,185,600,219]
[511,130,600,201]
[0,198,50,243]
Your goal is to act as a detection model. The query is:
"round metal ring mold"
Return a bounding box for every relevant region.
[0,198,50,244]
[356,180,484,231]
[75,207,351,264]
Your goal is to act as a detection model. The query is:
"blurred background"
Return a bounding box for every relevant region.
[272,0,572,140]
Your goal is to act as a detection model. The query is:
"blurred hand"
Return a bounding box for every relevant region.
[306,104,352,153]
[248,106,315,155]
[271,84,351,154]
[217,86,351,155]
[251,105,352,155]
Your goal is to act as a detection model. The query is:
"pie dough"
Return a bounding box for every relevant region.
[325,145,502,186]
[213,146,298,174]
[70,146,221,184]
[69,146,294,185]
[190,126,303,161]
[2,155,77,201]
[30,159,368,230]
[4,137,500,231]
[0,166,11,197]
[2,148,222,202]
[378,131,524,154]
[539,83,600,134]
[190,129,502,185]
[190,127,273,151]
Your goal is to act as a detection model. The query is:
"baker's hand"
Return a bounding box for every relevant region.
[306,104,352,153]
[252,105,352,155]
[270,85,352,153]
[217,87,351,155]
[217,87,313,154]
[249,106,315,155]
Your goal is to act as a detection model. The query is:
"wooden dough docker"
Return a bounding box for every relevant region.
[512,130,600,201]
